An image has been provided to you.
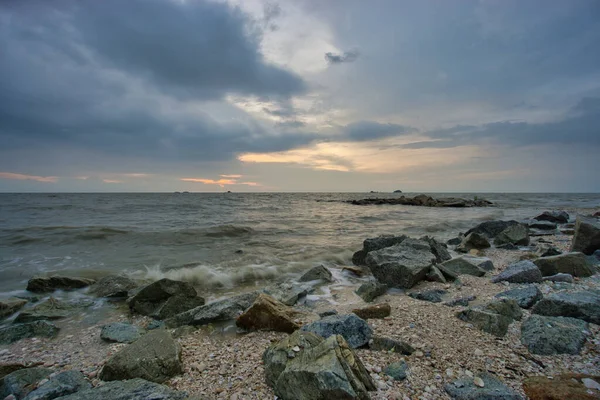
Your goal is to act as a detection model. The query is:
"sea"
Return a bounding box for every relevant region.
[1,192,598,301]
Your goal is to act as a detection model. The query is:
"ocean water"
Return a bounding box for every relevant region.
[0,192,598,297]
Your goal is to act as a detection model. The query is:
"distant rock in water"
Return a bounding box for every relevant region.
[26,276,96,293]
[393,190,403,193]
[346,194,492,207]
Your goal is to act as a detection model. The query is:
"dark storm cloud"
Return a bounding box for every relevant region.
[324,51,359,64]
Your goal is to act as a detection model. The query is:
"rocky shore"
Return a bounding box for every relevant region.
[0,211,599,399]
[346,194,493,208]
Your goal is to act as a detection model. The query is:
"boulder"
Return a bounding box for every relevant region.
[491,260,542,284]
[352,235,407,266]
[533,252,594,277]
[0,298,28,319]
[128,278,204,320]
[236,294,300,333]
[100,323,146,344]
[14,297,93,323]
[165,291,260,328]
[368,336,414,355]
[0,321,59,344]
[53,378,187,400]
[523,374,600,400]
[26,276,95,293]
[384,361,408,381]
[355,281,387,303]
[365,239,436,288]
[0,367,53,399]
[456,309,512,337]
[352,303,391,319]
[435,264,459,282]
[447,237,463,246]
[444,296,476,307]
[456,233,491,253]
[543,273,574,283]
[537,245,562,257]
[301,314,372,349]
[23,370,90,400]
[534,210,569,224]
[484,299,523,321]
[89,275,137,298]
[445,373,524,400]
[299,265,333,283]
[409,289,447,303]
[440,257,487,277]
[494,225,530,247]
[268,335,376,400]
[420,236,452,263]
[528,220,557,230]
[265,282,314,306]
[495,286,542,309]
[521,315,588,355]
[532,290,600,324]
[426,266,446,283]
[571,214,600,255]
[0,363,28,380]
[465,220,522,238]
[99,329,182,383]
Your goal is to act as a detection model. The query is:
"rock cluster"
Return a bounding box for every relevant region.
[347,194,493,207]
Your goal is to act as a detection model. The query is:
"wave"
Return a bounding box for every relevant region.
[201,225,256,238]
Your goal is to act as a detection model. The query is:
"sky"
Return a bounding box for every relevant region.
[0,0,599,192]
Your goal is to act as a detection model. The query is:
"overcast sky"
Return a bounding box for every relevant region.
[1,0,599,192]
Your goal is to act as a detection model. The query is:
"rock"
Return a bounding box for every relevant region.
[128,278,204,320]
[384,361,408,381]
[533,252,594,277]
[165,291,260,328]
[171,325,197,338]
[408,289,447,303]
[543,273,574,283]
[14,297,93,323]
[447,237,463,246]
[299,265,333,283]
[532,290,600,324]
[89,275,137,298]
[99,328,182,383]
[495,286,542,309]
[355,281,388,303]
[582,378,600,391]
[365,239,436,288]
[26,276,95,293]
[534,210,569,224]
[267,335,376,400]
[0,367,53,399]
[53,378,187,400]
[494,224,530,247]
[445,372,523,400]
[100,323,146,344]
[456,309,512,337]
[368,336,414,354]
[440,257,486,277]
[444,296,476,307]
[465,220,522,238]
[301,314,372,349]
[485,299,523,320]
[0,321,59,344]
[426,266,446,283]
[0,298,28,319]
[352,303,391,319]
[436,264,459,281]
[265,282,314,306]
[537,245,562,257]
[571,215,600,255]
[318,310,337,318]
[236,294,300,333]
[352,235,407,266]
[528,220,557,230]
[491,260,542,284]
[420,236,452,263]
[456,233,491,253]
[521,315,588,355]
[465,256,495,271]
[147,320,165,330]
[342,266,367,276]
[0,364,28,381]
[523,374,600,400]
[23,370,90,400]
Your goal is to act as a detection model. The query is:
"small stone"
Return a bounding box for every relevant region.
[291,346,300,352]
[465,370,473,378]
[446,369,454,377]
[474,349,484,356]
[473,377,485,387]
[414,350,424,357]
[582,378,600,390]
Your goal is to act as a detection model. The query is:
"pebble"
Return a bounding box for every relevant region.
[473,377,485,387]
[446,369,454,377]
[291,346,300,352]
[583,378,600,390]
[465,370,473,378]
[414,351,424,358]
[474,349,484,356]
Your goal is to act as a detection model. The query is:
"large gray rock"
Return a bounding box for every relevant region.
[368,336,414,355]
[533,252,594,277]
[495,286,543,309]
[420,236,452,263]
[528,220,557,231]
[532,290,600,324]
[445,373,524,400]
[54,378,187,400]
[409,289,447,303]
[26,276,95,293]
[165,291,260,328]
[128,278,204,320]
[571,215,600,255]
[543,273,574,283]
[267,335,376,400]
[301,314,372,349]
[0,321,59,344]
[352,235,407,266]
[465,220,522,238]
[440,257,486,277]
[456,233,490,253]
[491,261,542,284]
[23,370,90,400]
[534,210,569,224]
[89,275,137,298]
[365,239,436,289]
[299,266,333,283]
[101,323,146,344]
[236,294,300,333]
[99,329,182,383]
[265,283,314,306]
[456,309,512,337]
[494,224,530,246]
[0,367,53,399]
[484,299,523,321]
[14,298,93,323]
[426,266,447,283]
[384,361,408,381]
[355,281,387,303]
[521,315,588,355]
[0,298,28,319]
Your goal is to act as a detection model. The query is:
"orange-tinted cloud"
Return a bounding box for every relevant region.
[0,172,57,183]
[240,181,261,186]
[102,179,123,183]
[220,174,242,178]
[180,178,237,187]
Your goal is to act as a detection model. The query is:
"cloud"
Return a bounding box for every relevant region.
[102,179,123,184]
[325,51,359,64]
[0,172,57,183]
[340,121,416,142]
[180,175,261,188]
[220,174,243,179]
